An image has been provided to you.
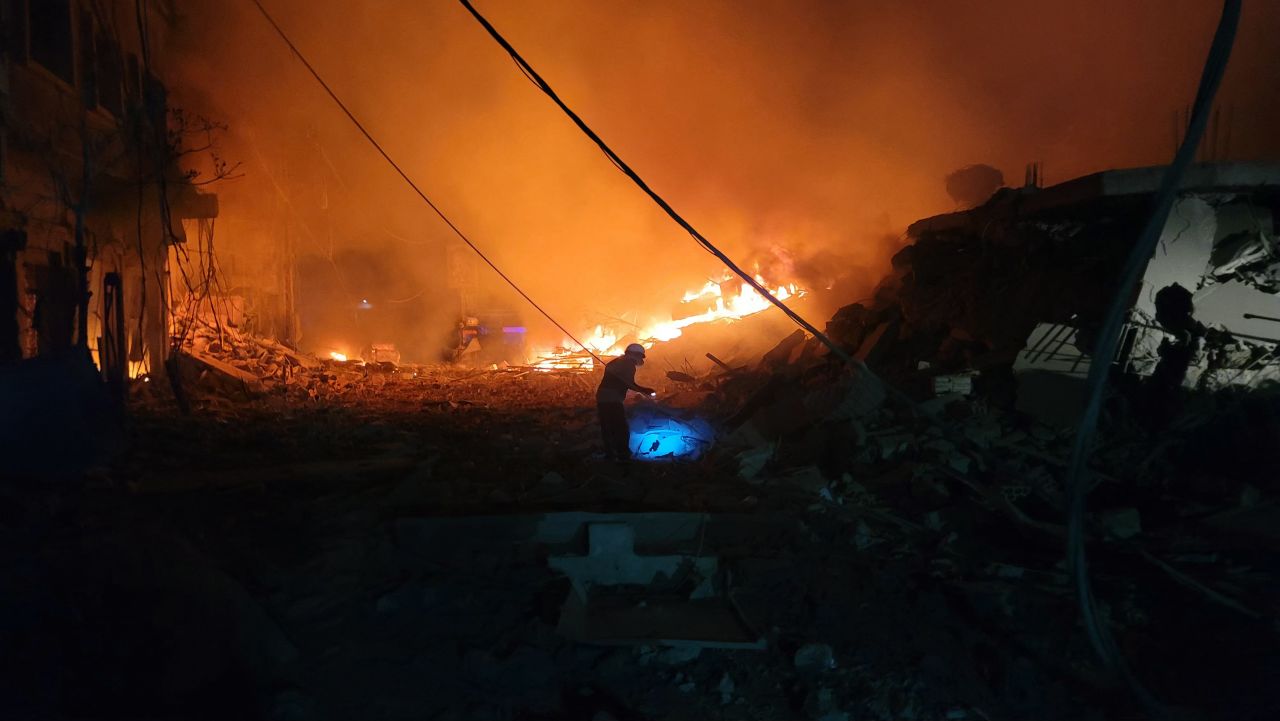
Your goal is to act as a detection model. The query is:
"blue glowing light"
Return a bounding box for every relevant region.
[502,326,527,334]
[628,407,715,462]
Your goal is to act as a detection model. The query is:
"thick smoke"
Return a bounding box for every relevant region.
[163,0,1280,359]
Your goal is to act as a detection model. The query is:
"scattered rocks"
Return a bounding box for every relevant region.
[717,672,735,705]
[1099,507,1141,540]
[794,642,836,674]
[654,646,703,666]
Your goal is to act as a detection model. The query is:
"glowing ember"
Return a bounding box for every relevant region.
[329,351,348,362]
[532,272,804,370]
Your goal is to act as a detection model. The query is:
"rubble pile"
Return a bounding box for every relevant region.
[174,317,322,392]
[75,164,1274,720]
[165,317,449,404]
[820,165,1280,423]
[633,178,1280,718]
[643,298,1275,717]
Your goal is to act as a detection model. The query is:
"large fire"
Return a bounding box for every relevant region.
[532,272,802,370]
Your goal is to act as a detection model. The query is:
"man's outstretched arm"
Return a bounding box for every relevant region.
[605,363,655,396]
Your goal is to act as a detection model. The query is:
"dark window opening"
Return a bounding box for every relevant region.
[2,0,29,63]
[76,9,95,106]
[96,31,122,116]
[143,71,165,124]
[29,0,73,84]
[124,52,140,106]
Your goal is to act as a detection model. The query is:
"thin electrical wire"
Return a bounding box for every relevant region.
[456,0,853,365]
[248,0,603,365]
[463,0,1252,713]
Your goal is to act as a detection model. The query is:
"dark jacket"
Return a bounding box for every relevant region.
[596,356,641,403]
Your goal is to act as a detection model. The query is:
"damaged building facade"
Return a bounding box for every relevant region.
[0,0,216,379]
[828,162,1280,426]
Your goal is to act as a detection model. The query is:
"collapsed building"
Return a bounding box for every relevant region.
[1,0,223,471]
[2,1,1277,717]
[826,161,1280,426]
[0,0,218,377]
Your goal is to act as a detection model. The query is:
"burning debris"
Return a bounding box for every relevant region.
[5,0,1280,716]
[84,242,1279,719]
[533,271,805,371]
[10,172,1279,719]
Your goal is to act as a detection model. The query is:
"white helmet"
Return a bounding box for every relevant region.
[624,343,646,357]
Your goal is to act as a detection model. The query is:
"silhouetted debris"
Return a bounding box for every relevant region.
[13,165,1279,721]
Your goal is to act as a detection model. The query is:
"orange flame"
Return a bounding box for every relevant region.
[532,272,803,370]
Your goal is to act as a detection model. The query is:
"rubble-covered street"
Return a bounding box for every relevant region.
[5,1,1280,719]
[6,308,1279,719]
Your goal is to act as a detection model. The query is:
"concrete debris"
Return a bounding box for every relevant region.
[717,672,735,705]
[813,163,1280,428]
[909,471,952,510]
[1133,196,1218,322]
[67,161,1278,721]
[547,519,763,649]
[736,444,775,480]
[794,642,837,674]
[931,372,976,397]
[653,646,702,666]
[1012,323,1092,428]
[1099,507,1142,540]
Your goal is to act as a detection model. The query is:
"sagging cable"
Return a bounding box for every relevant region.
[247,0,604,365]
[457,0,854,366]
[1064,0,1242,716]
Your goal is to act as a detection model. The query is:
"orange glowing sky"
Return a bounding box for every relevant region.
[166,0,1280,357]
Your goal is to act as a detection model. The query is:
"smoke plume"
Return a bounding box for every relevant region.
[163,0,1280,358]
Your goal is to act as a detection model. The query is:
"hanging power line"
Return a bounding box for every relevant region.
[247,0,603,364]
[456,0,854,365]
[1063,0,1241,716]
[462,0,1250,713]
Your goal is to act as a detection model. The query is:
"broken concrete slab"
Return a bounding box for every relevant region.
[393,512,797,564]
[1194,280,1280,341]
[737,444,775,481]
[547,522,718,597]
[932,372,976,397]
[794,642,837,674]
[1134,196,1217,321]
[812,368,887,421]
[1012,323,1092,427]
[1098,508,1142,540]
[855,321,898,364]
[1209,199,1274,278]
[762,329,807,367]
[581,588,730,630]
[184,350,265,392]
[549,520,765,650]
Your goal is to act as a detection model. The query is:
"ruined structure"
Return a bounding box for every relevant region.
[1,0,217,376]
[828,161,1280,425]
[3,2,1279,719]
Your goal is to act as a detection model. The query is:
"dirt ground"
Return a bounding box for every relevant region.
[2,365,1276,720]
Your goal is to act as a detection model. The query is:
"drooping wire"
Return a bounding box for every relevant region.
[1063,0,1242,715]
[465,0,1248,713]
[247,0,603,365]
[456,0,854,365]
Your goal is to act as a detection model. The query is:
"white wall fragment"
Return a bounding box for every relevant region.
[1135,196,1216,319]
